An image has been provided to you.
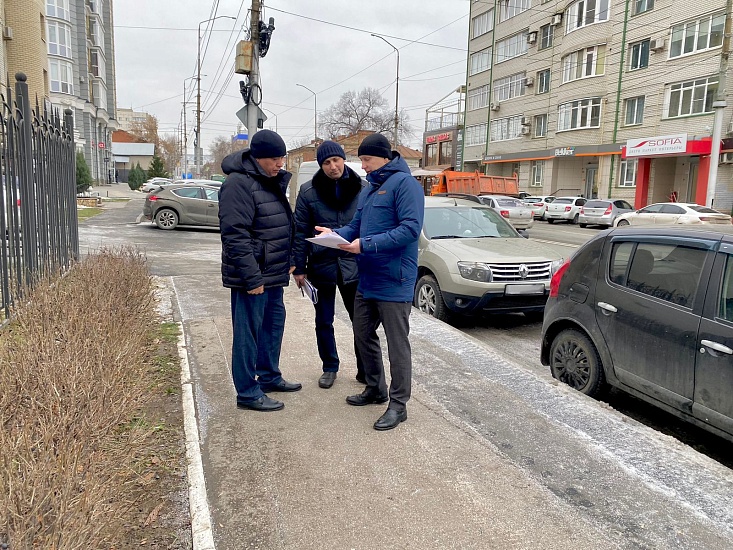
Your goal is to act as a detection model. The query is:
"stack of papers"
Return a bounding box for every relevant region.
[300,278,318,304]
[305,233,350,250]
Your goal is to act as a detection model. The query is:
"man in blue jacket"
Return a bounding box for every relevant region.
[316,133,425,430]
[219,130,302,412]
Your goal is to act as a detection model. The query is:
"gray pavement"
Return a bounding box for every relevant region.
[79,199,733,550]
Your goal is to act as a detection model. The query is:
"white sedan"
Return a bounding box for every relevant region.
[614,202,732,227]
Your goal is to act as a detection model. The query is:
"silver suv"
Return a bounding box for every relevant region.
[414,196,564,321]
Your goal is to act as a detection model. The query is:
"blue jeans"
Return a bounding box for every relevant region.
[230,286,285,403]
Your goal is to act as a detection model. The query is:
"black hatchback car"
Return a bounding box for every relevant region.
[541,225,733,442]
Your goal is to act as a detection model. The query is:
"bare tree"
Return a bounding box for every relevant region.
[128,114,160,147]
[157,134,180,176]
[318,88,413,143]
[288,136,313,150]
[209,135,247,174]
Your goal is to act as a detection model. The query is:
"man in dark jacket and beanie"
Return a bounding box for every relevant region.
[293,140,365,389]
[315,133,425,431]
[219,129,302,412]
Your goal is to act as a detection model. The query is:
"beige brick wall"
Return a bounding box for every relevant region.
[5,0,48,102]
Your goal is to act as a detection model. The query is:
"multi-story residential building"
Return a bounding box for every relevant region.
[4,0,49,102]
[46,0,118,184]
[463,0,733,211]
[116,107,151,132]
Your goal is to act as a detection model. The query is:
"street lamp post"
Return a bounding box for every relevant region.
[197,15,236,177]
[371,34,400,148]
[296,83,317,146]
[262,107,278,133]
[183,75,197,178]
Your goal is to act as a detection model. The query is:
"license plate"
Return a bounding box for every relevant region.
[505,284,545,295]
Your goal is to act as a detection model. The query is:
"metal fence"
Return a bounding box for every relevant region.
[0,73,78,319]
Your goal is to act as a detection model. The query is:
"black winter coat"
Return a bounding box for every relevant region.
[293,165,364,285]
[218,150,293,290]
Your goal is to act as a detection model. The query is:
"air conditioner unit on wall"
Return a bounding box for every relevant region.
[728,120,733,135]
[551,13,563,26]
[521,116,531,126]
[2,26,13,40]
[524,76,534,87]
[650,38,665,52]
[520,126,531,136]
[490,102,500,111]
[527,31,538,44]
[721,152,733,164]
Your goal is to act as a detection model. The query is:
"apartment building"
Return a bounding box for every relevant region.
[4,0,49,101]
[464,0,733,211]
[116,107,151,132]
[46,0,118,184]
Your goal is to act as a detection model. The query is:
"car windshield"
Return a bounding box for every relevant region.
[584,200,610,208]
[423,206,517,239]
[496,198,524,207]
[688,205,723,214]
[553,198,572,204]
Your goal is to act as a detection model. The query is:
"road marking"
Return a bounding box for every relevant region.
[530,238,581,249]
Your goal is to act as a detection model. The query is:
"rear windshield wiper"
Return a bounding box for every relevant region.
[431,235,466,240]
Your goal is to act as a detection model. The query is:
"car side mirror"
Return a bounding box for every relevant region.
[518,229,529,239]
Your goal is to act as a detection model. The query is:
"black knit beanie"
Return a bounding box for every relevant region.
[357,133,392,160]
[250,129,287,158]
[316,140,346,166]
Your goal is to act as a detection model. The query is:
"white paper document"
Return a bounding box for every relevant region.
[305,233,350,250]
[301,278,318,304]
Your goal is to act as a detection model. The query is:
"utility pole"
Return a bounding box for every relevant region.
[247,0,261,142]
[371,34,400,148]
[705,0,732,207]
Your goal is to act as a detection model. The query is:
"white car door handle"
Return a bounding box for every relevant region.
[597,302,617,313]
[700,340,733,355]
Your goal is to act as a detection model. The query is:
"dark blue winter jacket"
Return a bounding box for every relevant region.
[218,150,293,291]
[336,155,424,302]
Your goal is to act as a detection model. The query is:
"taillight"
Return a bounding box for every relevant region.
[549,259,571,298]
[500,210,510,218]
[148,195,159,201]
[604,205,613,215]
[533,202,543,207]
[565,206,571,212]
[580,207,585,215]
[530,211,534,218]
[16,199,20,206]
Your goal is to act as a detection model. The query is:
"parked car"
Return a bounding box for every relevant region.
[545,196,587,224]
[541,225,733,443]
[578,199,634,228]
[141,177,173,193]
[477,195,534,230]
[142,183,221,230]
[414,196,564,322]
[614,202,732,227]
[522,195,555,221]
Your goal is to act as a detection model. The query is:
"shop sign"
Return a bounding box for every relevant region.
[554,147,575,157]
[626,134,687,157]
[483,155,503,161]
[426,132,451,144]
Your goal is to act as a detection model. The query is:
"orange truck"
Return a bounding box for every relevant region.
[429,170,519,197]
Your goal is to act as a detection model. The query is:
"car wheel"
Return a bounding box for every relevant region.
[414,275,451,322]
[579,223,588,228]
[547,219,555,224]
[571,214,579,224]
[155,208,179,230]
[616,219,630,227]
[549,328,607,397]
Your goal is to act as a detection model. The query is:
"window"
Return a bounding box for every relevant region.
[468,84,491,110]
[173,188,202,199]
[470,47,492,75]
[625,96,645,125]
[92,80,107,109]
[47,21,72,58]
[534,114,548,137]
[90,50,106,78]
[670,13,725,58]
[87,0,100,13]
[629,39,650,70]
[499,0,531,22]
[49,58,74,94]
[490,115,523,141]
[562,45,606,83]
[204,188,219,201]
[539,24,553,50]
[426,143,438,165]
[566,0,610,34]
[557,98,601,131]
[465,123,488,147]
[472,10,494,38]
[718,255,733,322]
[612,243,706,308]
[493,73,526,102]
[666,76,717,118]
[496,32,529,64]
[440,141,453,164]
[531,161,544,186]
[47,0,70,20]
[633,0,653,15]
[87,16,104,47]
[619,158,638,187]
[537,69,550,94]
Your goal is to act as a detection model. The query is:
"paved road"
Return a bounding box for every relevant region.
[79,199,733,549]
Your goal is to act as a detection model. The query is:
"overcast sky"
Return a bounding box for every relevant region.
[112,0,469,151]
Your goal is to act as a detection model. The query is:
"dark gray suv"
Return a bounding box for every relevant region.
[541,225,733,443]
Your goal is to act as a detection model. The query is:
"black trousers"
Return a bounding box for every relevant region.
[353,292,412,412]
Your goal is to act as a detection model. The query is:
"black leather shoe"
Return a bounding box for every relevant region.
[237,395,284,412]
[374,408,407,431]
[346,389,388,406]
[355,372,366,384]
[318,371,337,389]
[259,379,302,393]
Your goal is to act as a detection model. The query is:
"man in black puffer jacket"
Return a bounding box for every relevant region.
[219,130,302,412]
[293,141,366,389]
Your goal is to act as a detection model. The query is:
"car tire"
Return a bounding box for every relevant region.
[579,223,588,228]
[414,275,451,322]
[549,328,607,397]
[155,208,179,230]
[571,214,579,224]
[616,219,630,227]
[547,219,555,224]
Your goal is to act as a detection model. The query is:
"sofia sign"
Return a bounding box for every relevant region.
[626,134,687,157]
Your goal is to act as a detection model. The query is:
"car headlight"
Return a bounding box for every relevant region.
[550,258,565,276]
[458,262,493,282]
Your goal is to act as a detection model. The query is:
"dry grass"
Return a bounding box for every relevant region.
[0,248,189,549]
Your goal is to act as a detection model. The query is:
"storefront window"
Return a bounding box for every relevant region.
[426,143,439,166]
[531,161,544,187]
[439,141,453,165]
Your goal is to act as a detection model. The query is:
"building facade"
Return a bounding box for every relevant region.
[464,0,733,211]
[46,0,118,184]
[4,0,49,101]
[116,107,150,132]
